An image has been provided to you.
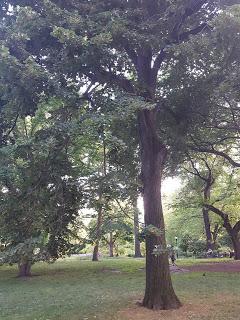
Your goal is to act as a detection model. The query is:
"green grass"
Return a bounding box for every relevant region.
[0,257,240,320]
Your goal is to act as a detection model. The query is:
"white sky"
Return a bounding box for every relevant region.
[137,177,181,215]
[162,177,181,197]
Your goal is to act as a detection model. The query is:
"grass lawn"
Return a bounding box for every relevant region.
[0,257,240,320]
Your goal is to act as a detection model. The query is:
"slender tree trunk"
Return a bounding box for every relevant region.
[92,242,99,261]
[92,205,103,262]
[212,223,221,249]
[115,244,119,257]
[93,138,107,262]
[18,257,32,277]
[134,202,142,258]
[202,207,213,251]
[109,232,114,257]
[230,233,240,260]
[203,185,213,251]
[139,110,181,310]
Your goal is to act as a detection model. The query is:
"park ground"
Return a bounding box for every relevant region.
[1,258,240,320]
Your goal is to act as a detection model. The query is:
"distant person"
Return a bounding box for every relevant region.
[169,246,176,266]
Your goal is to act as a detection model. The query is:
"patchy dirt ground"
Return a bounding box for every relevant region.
[117,261,240,320]
[179,260,240,273]
[118,294,239,320]
[118,302,215,320]
[169,265,189,273]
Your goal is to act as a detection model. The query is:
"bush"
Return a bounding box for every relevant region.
[190,239,207,257]
[179,235,206,257]
[179,234,193,253]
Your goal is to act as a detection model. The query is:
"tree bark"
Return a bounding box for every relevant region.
[92,138,106,262]
[134,202,142,258]
[212,223,221,249]
[202,178,214,251]
[92,242,99,261]
[109,232,114,257]
[92,205,103,262]
[18,257,32,277]
[139,110,181,310]
[202,207,213,251]
[230,232,240,260]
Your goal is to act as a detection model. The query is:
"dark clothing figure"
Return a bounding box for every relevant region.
[170,252,176,265]
[169,246,176,265]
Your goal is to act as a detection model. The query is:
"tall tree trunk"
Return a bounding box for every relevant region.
[92,205,103,262]
[203,183,213,251]
[134,202,142,258]
[93,138,107,262]
[230,232,240,260]
[212,223,221,249]
[18,257,32,277]
[139,110,181,310]
[109,232,114,257]
[202,207,213,251]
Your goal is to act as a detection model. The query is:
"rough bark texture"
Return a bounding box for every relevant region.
[134,203,142,258]
[109,232,114,257]
[18,258,32,277]
[139,110,181,310]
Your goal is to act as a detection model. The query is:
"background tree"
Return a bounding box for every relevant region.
[89,202,133,257]
[167,159,240,259]
[165,179,222,255]
[181,155,222,251]
[0,99,82,276]
[205,170,240,259]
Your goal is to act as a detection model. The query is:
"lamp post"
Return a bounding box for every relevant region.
[175,236,178,258]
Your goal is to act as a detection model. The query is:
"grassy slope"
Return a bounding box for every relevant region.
[0,257,240,320]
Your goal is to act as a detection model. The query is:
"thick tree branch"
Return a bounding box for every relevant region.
[177,23,210,43]
[6,112,19,137]
[82,67,135,94]
[192,147,240,168]
[153,3,210,75]
[171,0,209,41]
[233,221,240,234]
[205,204,233,234]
